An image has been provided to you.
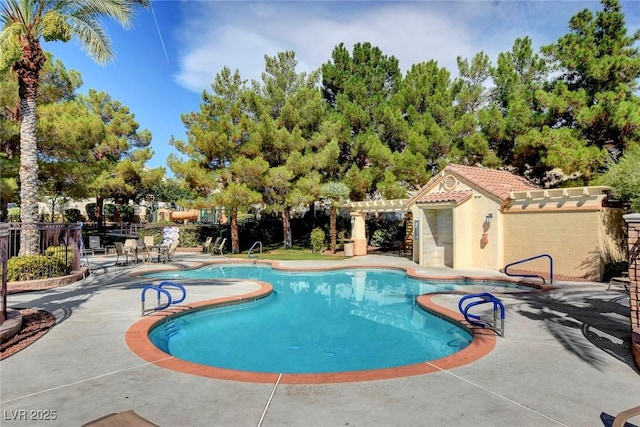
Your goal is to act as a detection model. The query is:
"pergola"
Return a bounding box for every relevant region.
[346,199,408,213]
[346,199,410,256]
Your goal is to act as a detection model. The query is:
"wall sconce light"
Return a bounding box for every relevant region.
[485,213,493,224]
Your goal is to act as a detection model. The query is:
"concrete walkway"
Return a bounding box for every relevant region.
[1,252,638,426]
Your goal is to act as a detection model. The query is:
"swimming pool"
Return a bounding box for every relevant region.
[144,265,527,376]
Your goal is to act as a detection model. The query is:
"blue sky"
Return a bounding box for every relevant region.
[42,1,640,173]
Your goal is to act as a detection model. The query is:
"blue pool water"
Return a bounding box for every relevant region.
[147,265,525,374]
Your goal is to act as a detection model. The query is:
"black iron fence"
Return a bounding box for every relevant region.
[4,222,82,276]
[1,223,8,322]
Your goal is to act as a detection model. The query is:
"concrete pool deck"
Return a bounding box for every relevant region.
[1,252,638,426]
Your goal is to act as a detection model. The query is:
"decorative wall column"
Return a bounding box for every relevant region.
[623,213,640,369]
[350,212,367,256]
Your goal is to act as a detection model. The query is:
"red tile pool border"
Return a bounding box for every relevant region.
[126,262,545,384]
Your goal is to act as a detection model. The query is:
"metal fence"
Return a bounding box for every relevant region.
[1,223,8,322]
[4,222,82,275]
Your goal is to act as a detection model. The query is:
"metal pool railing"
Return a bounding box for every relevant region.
[248,241,262,259]
[458,293,505,337]
[504,253,554,285]
[141,281,187,316]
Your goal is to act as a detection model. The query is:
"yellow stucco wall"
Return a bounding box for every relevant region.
[412,188,504,269]
[458,194,503,269]
[502,210,615,280]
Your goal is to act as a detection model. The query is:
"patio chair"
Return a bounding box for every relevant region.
[138,240,153,263]
[202,236,213,253]
[212,238,227,255]
[159,239,180,263]
[143,235,155,247]
[607,272,630,292]
[113,242,129,266]
[203,236,221,254]
[88,236,106,255]
[123,239,138,264]
[613,405,640,427]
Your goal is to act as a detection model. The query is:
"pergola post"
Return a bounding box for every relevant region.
[350,212,367,256]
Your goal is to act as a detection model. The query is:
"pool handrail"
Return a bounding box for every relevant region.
[158,281,187,304]
[248,241,262,259]
[458,292,502,316]
[459,293,505,337]
[141,285,173,316]
[503,253,553,284]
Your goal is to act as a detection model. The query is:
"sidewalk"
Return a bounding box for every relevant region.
[1,253,638,426]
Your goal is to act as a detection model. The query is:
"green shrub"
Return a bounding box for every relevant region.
[8,254,68,281]
[368,220,402,248]
[64,208,81,223]
[103,204,116,221]
[86,203,98,222]
[120,205,135,222]
[8,206,19,217]
[177,226,202,247]
[45,245,73,262]
[310,228,325,253]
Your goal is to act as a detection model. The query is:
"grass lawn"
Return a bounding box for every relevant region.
[225,247,345,261]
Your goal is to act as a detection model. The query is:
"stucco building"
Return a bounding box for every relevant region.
[349,164,626,281]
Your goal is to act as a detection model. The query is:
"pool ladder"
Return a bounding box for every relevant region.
[248,241,262,260]
[458,293,505,337]
[141,281,187,316]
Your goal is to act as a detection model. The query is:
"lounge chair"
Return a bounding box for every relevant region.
[212,238,227,255]
[113,242,129,266]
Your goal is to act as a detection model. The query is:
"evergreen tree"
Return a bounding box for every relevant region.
[321,42,403,198]
[488,37,548,165]
[539,0,640,177]
[248,51,327,248]
[169,67,262,253]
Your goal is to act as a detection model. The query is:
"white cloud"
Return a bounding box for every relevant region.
[174,2,485,92]
[172,0,633,93]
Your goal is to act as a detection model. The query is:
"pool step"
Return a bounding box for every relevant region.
[165,321,180,338]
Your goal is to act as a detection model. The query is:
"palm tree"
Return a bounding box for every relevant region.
[320,181,350,254]
[0,0,148,254]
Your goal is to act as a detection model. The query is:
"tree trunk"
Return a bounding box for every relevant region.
[50,198,57,222]
[0,198,7,223]
[16,36,46,255]
[282,207,292,248]
[330,206,337,254]
[18,93,40,254]
[96,195,104,228]
[231,207,239,254]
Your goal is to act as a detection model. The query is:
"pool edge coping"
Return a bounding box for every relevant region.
[126,262,516,384]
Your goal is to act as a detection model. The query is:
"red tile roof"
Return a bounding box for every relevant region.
[414,190,473,205]
[445,164,539,201]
